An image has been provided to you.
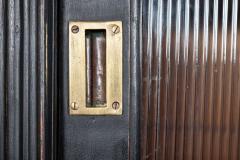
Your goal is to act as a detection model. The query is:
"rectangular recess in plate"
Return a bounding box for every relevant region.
[69,21,122,115]
[85,29,106,107]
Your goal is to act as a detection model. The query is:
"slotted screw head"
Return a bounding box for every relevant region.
[71,102,79,110]
[71,25,79,33]
[112,101,120,110]
[111,25,120,34]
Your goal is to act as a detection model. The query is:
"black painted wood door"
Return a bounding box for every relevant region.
[0,0,140,159]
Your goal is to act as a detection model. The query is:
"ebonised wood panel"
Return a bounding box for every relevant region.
[0,0,141,159]
[56,0,138,159]
[0,0,57,159]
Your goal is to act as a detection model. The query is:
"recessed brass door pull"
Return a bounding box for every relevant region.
[69,21,123,115]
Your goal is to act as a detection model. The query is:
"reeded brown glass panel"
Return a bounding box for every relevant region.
[140,0,240,160]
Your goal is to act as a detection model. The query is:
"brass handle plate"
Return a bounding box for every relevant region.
[69,21,123,115]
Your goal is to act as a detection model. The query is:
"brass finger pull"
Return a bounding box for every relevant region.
[69,21,123,115]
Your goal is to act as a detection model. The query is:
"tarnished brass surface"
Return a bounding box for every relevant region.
[86,30,107,107]
[69,21,122,115]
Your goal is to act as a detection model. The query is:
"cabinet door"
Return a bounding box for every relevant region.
[57,1,130,159]
[0,0,140,159]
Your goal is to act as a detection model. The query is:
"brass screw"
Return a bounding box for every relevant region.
[71,102,79,110]
[112,101,120,110]
[111,25,120,34]
[71,25,79,33]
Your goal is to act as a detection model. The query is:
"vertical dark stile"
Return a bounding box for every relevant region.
[203,0,214,159]
[130,0,141,159]
[193,0,206,159]
[175,0,188,159]
[229,0,239,159]
[39,0,57,159]
[22,0,30,159]
[146,0,158,159]
[51,1,58,159]
[212,0,223,159]
[45,0,57,159]
[37,0,57,159]
[0,0,6,159]
[140,0,150,159]
[6,0,21,159]
[183,0,196,159]
[29,0,38,159]
[56,0,64,158]
[220,0,232,159]
[158,1,168,159]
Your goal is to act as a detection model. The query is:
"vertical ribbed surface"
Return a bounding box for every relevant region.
[140,0,240,160]
[0,0,6,159]
[0,0,55,159]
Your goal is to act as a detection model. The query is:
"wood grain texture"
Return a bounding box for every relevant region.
[0,0,6,159]
[0,0,141,159]
[57,0,130,159]
[140,0,240,160]
[0,0,140,159]
[0,0,56,159]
